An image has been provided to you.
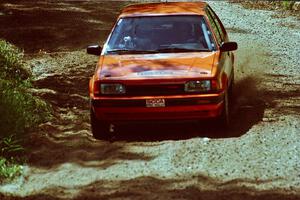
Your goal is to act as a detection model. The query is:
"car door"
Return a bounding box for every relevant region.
[206,5,234,88]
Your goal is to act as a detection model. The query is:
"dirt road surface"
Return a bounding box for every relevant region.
[0,1,299,199]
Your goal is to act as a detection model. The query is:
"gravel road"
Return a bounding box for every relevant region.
[0,1,299,199]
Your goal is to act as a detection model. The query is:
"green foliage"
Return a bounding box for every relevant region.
[282,1,295,10]
[0,157,23,183]
[0,40,31,82]
[0,79,51,137]
[0,40,51,182]
[1,135,24,158]
[0,40,51,138]
[0,135,24,183]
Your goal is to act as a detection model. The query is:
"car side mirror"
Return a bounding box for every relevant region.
[87,45,102,56]
[220,42,238,52]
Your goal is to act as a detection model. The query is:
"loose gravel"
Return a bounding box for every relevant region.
[0,1,299,199]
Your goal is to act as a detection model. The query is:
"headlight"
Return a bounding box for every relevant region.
[184,80,211,92]
[100,83,126,94]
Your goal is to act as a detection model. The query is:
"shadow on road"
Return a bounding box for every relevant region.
[26,121,155,169]
[111,75,266,142]
[25,74,267,170]
[32,71,266,143]
[0,1,132,53]
[2,175,299,200]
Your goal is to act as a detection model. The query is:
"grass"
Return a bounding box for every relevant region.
[0,135,24,183]
[0,39,51,182]
[0,158,23,183]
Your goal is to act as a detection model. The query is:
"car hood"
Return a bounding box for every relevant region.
[98,52,217,80]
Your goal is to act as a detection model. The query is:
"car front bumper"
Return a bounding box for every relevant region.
[91,93,224,121]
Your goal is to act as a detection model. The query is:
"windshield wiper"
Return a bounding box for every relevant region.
[107,49,159,54]
[155,47,210,53]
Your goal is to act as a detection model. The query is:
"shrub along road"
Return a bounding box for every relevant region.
[0,1,299,199]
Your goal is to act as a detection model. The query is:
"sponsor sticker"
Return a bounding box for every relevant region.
[146,98,165,107]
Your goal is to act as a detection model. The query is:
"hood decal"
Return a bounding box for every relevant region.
[99,52,216,79]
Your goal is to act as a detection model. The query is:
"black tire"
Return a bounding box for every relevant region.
[90,109,111,140]
[217,90,231,130]
[228,70,234,102]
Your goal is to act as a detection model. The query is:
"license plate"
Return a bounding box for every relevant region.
[146,98,165,107]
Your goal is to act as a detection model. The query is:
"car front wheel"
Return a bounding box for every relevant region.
[217,90,231,130]
[90,108,111,140]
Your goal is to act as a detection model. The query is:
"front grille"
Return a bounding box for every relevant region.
[92,95,223,107]
[126,84,185,96]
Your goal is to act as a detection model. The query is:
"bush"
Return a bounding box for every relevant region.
[0,40,51,182]
[0,40,51,138]
[0,79,51,138]
[0,40,31,82]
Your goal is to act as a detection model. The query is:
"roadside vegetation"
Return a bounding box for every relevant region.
[229,0,296,9]
[0,39,51,182]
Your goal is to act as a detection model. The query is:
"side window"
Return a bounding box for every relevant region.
[206,6,226,44]
[206,11,222,44]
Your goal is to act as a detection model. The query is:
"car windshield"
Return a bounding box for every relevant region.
[105,15,216,54]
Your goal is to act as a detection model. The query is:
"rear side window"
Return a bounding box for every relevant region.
[206,6,226,45]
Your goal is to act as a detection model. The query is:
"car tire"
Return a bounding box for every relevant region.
[90,108,111,140]
[228,70,234,102]
[217,90,231,130]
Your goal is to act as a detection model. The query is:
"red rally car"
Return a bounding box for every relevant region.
[87,2,238,139]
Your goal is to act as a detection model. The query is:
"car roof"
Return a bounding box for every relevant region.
[119,2,207,18]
